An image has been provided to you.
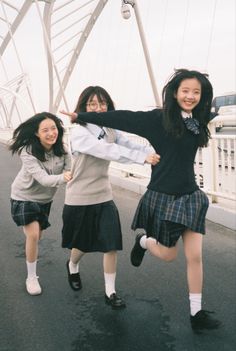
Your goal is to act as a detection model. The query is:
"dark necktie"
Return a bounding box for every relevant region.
[183,117,200,135]
[98,128,106,140]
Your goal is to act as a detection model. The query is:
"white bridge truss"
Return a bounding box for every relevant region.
[0,0,111,127]
[0,0,159,128]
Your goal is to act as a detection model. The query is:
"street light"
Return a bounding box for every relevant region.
[121,0,135,20]
[120,0,161,107]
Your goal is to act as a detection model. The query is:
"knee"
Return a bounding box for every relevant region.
[186,252,202,265]
[28,231,40,242]
[158,246,178,262]
[162,251,178,262]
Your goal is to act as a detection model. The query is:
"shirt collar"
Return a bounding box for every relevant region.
[181,111,193,119]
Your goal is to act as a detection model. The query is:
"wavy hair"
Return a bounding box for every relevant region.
[9,112,67,161]
[162,69,213,147]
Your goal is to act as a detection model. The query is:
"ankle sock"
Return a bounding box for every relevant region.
[189,293,202,316]
[140,235,147,249]
[104,272,116,297]
[69,260,79,274]
[26,260,37,279]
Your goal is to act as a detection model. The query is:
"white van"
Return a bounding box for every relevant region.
[212,107,236,131]
[211,92,236,113]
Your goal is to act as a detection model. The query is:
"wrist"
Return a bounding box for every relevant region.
[71,114,77,123]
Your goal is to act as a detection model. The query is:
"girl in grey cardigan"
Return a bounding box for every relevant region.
[9,112,72,296]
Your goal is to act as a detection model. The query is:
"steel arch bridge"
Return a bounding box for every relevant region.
[0,0,159,129]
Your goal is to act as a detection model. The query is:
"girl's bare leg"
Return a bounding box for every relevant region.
[69,248,85,273]
[23,221,42,295]
[182,230,203,316]
[103,251,125,308]
[146,238,178,262]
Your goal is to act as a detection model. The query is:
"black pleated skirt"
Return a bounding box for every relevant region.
[131,189,209,247]
[62,200,122,252]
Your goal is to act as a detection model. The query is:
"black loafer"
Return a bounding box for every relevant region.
[105,293,126,309]
[190,310,221,331]
[130,233,146,267]
[66,260,82,291]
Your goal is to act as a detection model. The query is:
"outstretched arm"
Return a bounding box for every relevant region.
[70,125,160,165]
[60,109,159,140]
[115,130,160,165]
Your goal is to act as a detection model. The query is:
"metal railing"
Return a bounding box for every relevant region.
[110,116,236,208]
[194,135,235,202]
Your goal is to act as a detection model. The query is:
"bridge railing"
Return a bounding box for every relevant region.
[3,115,235,208]
[109,117,236,207]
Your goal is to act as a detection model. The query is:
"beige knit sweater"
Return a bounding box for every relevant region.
[65,124,153,206]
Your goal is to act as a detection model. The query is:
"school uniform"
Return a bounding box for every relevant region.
[77,109,209,247]
[10,147,71,229]
[62,123,154,252]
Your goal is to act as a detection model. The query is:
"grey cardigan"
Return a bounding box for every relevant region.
[11,147,71,203]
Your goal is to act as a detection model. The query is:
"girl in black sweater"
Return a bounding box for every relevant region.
[60,69,221,331]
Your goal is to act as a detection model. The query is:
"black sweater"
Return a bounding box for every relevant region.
[78,109,200,196]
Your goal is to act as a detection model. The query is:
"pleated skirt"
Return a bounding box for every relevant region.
[10,199,52,230]
[131,189,209,247]
[62,200,122,252]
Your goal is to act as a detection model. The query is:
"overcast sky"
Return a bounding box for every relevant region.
[0,0,235,122]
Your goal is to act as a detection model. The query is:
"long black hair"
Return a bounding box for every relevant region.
[9,112,67,161]
[162,69,213,147]
[74,86,115,125]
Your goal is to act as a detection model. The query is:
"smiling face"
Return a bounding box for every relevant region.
[36,118,59,150]
[175,78,201,114]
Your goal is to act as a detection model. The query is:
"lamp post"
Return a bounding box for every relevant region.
[121,0,161,107]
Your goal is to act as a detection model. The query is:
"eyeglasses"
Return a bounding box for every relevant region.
[86,101,108,111]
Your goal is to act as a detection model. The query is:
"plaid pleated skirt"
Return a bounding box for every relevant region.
[62,200,122,252]
[131,189,209,247]
[10,199,52,230]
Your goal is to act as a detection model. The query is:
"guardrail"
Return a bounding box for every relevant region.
[110,116,236,209]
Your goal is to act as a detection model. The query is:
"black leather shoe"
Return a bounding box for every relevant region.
[105,293,126,309]
[66,260,82,291]
[130,233,146,267]
[190,310,221,331]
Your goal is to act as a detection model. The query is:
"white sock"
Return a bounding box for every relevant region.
[26,260,37,279]
[189,293,202,316]
[104,272,116,297]
[145,237,157,248]
[69,260,79,274]
[140,235,147,249]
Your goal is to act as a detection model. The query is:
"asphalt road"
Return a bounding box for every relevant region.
[0,143,235,351]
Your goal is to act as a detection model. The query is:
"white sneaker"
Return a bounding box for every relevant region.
[26,276,42,295]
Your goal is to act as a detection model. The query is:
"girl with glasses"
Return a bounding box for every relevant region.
[61,86,160,309]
